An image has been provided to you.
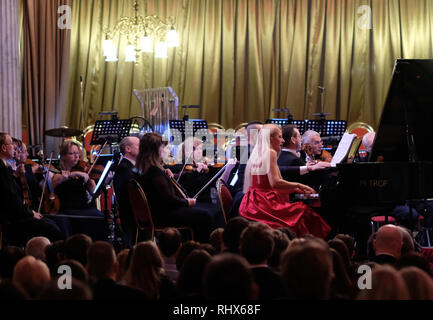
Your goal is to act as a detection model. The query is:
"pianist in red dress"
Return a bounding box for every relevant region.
[239,124,331,238]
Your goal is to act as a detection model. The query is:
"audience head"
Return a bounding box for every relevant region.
[268,229,290,270]
[209,228,224,253]
[396,226,415,256]
[56,259,89,283]
[223,217,250,254]
[0,246,25,280]
[156,228,182,258]
[203,253,257,300]
[63,234,92,267]
[327,239,351,271]
[281,238,334,299]
[124,241,164,299]
[334,234,355,259]
[12,256,51,299]
[176,240,201,271]
[399,266,433,300]
[239,222,274,265]
[329,248,354,299]
[25,236,51,261]
[278,227,296,241]
[45,240,65,275]
[86,241,117,281]
[119,136,140,161]
[362,132,376,153]
[116,248,131,282]
[14,140,28,164]
[374,225,403,259]
[282,125,301,150]
[366,232,377,259]
[176,249,212,298]
[356,264,409,300]
[302,130,322,156]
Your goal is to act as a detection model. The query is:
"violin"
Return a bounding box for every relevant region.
[304,144,333,163]
[71,159,105,181]
[37,152,60,215]
[319,150,333,163]
[14,164,32,208]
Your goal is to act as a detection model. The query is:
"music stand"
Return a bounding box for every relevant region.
[324,120,347,137]
[90,119,132,148]
[168,119,208,143]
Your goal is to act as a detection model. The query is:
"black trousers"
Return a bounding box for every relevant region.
[4,217,63,245]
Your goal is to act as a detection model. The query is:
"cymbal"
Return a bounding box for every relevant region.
[44,126,83,137]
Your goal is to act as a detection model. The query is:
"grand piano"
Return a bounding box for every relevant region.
[324,59,433,253]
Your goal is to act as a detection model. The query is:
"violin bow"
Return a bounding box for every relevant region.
[176,150,194,183]
[192,162,229,200]
[87,141,108,175]
[38,151,54,214]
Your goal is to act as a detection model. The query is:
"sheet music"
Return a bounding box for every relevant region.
[330,133,357,167]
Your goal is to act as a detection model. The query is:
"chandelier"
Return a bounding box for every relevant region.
[102,1,180,62]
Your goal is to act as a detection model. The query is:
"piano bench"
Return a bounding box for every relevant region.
[370,216,396,233]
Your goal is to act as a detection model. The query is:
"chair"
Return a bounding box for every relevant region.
[216,178,232,224]
[128,179,194,245]
[234,122,248,133]
[128,179,156,243]
[207,123,225,131]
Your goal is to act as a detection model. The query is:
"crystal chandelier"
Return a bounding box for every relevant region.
[102,1,180,62]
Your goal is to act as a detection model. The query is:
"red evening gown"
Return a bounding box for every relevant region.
[239,175,331,238]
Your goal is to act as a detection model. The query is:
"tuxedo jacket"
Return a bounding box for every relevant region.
[0,160,34,223]
[113,158,135,228]
[277,150,305,182]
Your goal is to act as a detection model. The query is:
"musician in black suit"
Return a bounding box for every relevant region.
[221,121,263,219]
[113,136,140,248]
[0,132,62,243]
[277,125,331,188]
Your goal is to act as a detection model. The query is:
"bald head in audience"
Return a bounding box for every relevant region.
[25,237,51,261]
[13,256,51,299]
[362,132,375,153]
[374,225,403,259]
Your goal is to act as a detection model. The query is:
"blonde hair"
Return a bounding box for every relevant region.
[243,124,280,193]
[59,140,82,170]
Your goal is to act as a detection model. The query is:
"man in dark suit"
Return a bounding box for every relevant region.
[221,122,263,219]
[277,125,330,188]
[113,136,140,248]
[0,132,62,244]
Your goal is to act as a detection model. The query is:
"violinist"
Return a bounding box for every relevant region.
[12,139,43,212]
[113,136,140,248]
[302,130,333,163]
[278,125,331,187]
[0,132,62,242]
[171,137,215,203]
[50,140,105,239]
[134,133,216,243]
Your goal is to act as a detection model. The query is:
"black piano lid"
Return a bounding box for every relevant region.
[370,59,433,162]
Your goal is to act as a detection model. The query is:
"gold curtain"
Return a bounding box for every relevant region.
[67,0,433,132]
[22,0,71,152]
